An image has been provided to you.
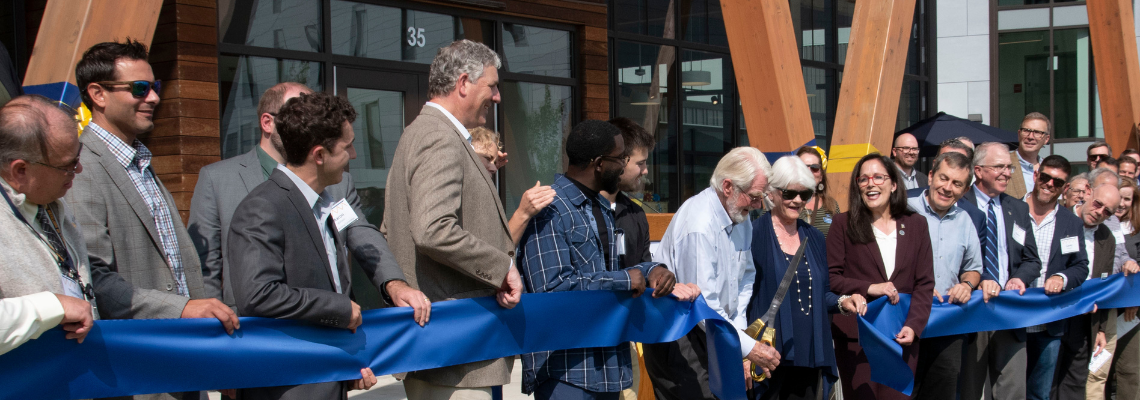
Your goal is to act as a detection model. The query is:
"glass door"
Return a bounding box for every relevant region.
[334,66,424,309]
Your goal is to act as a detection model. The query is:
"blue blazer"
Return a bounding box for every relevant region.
[747,214,839,393]
[959,187,1043,285]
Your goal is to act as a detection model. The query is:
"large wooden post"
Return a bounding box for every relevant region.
[719,0,817,163]
[1088,0,1140,153]
[827,0,916,209]
[22,0,163,108]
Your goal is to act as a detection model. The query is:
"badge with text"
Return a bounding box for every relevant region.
[329,199,358,232]
[1060,236,1080,255]
[1013,224,1027,246]
[1115,229,1127,245]
[615,231,626,256]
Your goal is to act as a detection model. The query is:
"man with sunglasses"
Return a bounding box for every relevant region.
[1019,155,1091,400]
[0,95,95,355]
[1006,113,1053,200]
[66,40,237,400]
[891,132,926,190]
[1088,142,1113,170]
[905,152,982,400]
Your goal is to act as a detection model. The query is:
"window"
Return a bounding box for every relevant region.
[217,55,323,158]
[219,0,323,52]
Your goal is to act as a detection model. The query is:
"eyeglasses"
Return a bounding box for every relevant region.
[1019,127,1049,138]
[893,146,919,154]
[805,163,822,173]
[856,174,890,187]
[29,144,83,176]
[734,185,767,203]
[980,164,1014,173]
[1036,171,1066,188]
[597,155,630,165]
[777,187,814,201]
[98,80,162,98]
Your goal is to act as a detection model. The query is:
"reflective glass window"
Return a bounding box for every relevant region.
[682,0,728,47]
[613,0,673,38]
[997,31,1051,136]
[218,55,323,158]
[1053,28,1099,139]
[329,1,493,63]
[502,24,572,78]
[499,82,573,215]
[615,41,675,212]
[896,79,924,131]
[682,50,732,200]
[219,0,323,52]
[803,66,833,137]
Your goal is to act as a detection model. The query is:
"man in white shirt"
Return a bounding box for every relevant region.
[646,147,779,399]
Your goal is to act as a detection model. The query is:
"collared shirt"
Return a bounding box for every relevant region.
[908,192,983,294]
[1025,200,1064,333]
[897,165,920,190]
[1085,226,1098,279]
[517,174,661,394]
[90,123,189,297]
[974,186,1010,285]
[276,165,341,294]
[424,102,471,143]
[653,186,756,357]
[255,146,278,179]
[1018,151,1039,194]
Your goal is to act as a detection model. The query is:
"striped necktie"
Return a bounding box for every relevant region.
[982,199,1001,283]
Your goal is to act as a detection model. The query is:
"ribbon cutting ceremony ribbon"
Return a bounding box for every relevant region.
[858,274,1140,395]
[0,289,746,400]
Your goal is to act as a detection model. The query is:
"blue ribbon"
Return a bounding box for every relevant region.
[0,290,746,400]
[858,274,1140,394]
[22,82,83,110]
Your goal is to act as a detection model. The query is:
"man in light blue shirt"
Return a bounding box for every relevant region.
[907,152,982,400]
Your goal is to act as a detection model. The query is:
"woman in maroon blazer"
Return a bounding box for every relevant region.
[827,153,935,400]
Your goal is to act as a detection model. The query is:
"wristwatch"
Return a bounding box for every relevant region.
[964,280,978,290]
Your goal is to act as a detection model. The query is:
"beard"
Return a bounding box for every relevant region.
[600,166,623,194]
[270,132,286,156]
[726,193,749,224]
[618,175,645,193]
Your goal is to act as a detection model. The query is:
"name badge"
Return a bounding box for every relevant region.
[1060,236,1080,254]
[615,231,627,256]
[1012,224,1027,246]
[329,199,359,232]
[1114,229,1127,245]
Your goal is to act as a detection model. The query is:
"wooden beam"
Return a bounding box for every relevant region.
[1088,0,1140,154]
[720,0,816,162]
[22,0,163,108]
[827,0,916,210]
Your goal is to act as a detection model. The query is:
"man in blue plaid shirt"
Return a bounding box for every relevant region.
[516,120,698,399]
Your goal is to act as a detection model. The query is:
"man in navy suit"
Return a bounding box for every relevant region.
[959,142,1043,400]
[1019,155,1090,400]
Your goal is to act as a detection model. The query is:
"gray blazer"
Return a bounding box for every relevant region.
[383,105,514,387]
[188,149,404,311]
[66,127,205,400]
[228,169,355,400]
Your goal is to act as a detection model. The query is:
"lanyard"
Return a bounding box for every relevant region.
[0,186,95,303]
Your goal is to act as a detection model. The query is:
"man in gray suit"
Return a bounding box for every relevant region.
[0,95,95,354]
[65,40,237,400]
[384,39,522,400]
[188,82,429,323]
[228,92,378,400]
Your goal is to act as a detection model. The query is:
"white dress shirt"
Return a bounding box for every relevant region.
[975,187,1010,285]
[653,187,756,357]
[0,291,64,356]
[424,102,472,143]
[1018,151,1039,194]
[873,225,898,279]
[277,165,342,294]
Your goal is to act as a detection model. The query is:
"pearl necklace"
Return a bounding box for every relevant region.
[775,224,812,316]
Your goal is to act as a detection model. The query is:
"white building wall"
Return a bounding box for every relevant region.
[936,0,991,125]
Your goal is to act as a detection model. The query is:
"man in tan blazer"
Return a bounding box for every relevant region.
[383,39,522,400]
[1007,112,1052,199]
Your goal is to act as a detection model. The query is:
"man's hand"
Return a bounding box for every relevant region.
[348,368,378,391]
[743,360,753,390]
[842,294,867,316]
[1005,278,1027,295]
[627,268,647,298]
[517,182,555,219]
[745,341,780,377]
[980,280,1002,303]
[387,280,431,326]
[670,283,701,302]
[1124,260,1140,276]
[1044,275,1065,295]
[55,294,93,343]
[497,266,523,309]
[1125,306,1138,322]
[347,301,363,333]
[182,298,239,334]
[646,267,676,298]
[946,282,973,304]
[868,282,900,304]
[895,326,916,345]
[1094,331,1107,356]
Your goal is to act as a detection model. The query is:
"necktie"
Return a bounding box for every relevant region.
[36,206,75,276]
[983,199,1001,283]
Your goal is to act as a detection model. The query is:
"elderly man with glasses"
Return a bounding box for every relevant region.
[891,132,926,190]
[1006,112,1052,199]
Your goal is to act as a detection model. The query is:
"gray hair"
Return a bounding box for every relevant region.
[931,151,974,187]
[428,40,502,99]
[1069,172,1089,184]
[710,146,771,194]
[1088,167,1121,189]
[0,95,72,170]
[972,142,1009,167]
[769,155,816,192]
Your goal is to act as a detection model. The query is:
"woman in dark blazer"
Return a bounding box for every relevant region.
[827,153,935,400]
[748,156,864,400]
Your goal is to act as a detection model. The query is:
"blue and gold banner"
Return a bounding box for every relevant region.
[0,290,746,400]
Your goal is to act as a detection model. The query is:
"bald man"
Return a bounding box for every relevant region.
[892,132,926,190]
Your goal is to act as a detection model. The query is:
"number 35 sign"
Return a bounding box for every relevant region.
[407,27,426,47]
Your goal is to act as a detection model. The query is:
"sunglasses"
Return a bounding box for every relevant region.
[777,187,814,201]
[1088,154,1108,162]
[1037,171,1066,188]
[98,80,162,98]
[805,163,822,172]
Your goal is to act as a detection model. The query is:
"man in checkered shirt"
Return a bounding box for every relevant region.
[516,120,698,399]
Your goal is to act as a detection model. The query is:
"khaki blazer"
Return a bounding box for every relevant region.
[383,105,515,387]
[1005,150,1029,200]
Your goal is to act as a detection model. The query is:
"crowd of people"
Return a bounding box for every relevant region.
[1,37,1140,400]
